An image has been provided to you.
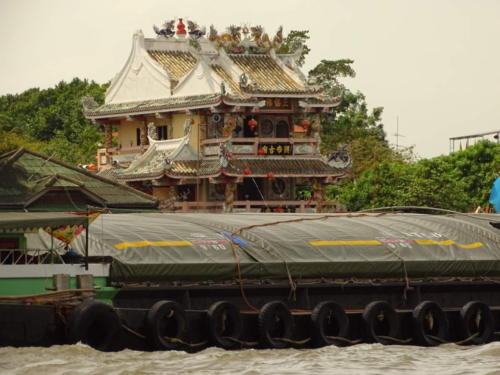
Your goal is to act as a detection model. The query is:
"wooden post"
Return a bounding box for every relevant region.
[104,124,113,149]
[140,123,148,147]
[312,178,325,214]
[299,201,305,213]
[225,183,236,213]
[77,274,94,299]
[52,274,70,291]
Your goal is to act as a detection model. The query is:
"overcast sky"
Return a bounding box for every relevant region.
[1,0,499,158]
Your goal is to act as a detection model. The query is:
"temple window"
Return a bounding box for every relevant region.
[276,120,289,138]
[243,116,258,138]
[260,119,274,137]
[157,125,168,140]
[136,128,141,146]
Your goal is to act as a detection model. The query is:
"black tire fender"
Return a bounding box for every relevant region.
[460,301,494,345]
[146,300,187,350]
[362,301,399,345]
[258,301,293,349]
[311,301,349,347]
[207,301,242,349]
[67,299,121,351]
[412,301,449,346]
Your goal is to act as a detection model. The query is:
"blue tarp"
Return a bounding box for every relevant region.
[489,177,500,213]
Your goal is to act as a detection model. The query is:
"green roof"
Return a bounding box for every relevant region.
[0,148,158,211]
[0,212,89,232]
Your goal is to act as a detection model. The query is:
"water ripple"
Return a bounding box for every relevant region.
[2,342,500,375]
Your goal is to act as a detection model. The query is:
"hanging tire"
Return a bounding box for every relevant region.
[362,301,399,345]
[258,301,293,349]
[412,301,449,346]
[311,301,350,347]
[207,301,242,349]
[146,300,187,350]
[460,301,494,345]
[67,299,121,351]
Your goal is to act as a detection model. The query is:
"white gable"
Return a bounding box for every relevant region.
[173,58,223,97]
[106,30,173,104]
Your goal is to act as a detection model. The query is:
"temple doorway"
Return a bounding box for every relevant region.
[238,178,263,201]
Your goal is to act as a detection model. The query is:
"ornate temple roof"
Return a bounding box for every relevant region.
[113,157,347,182]
[147,50,198,88]
[229,54,306,93]
[83,19,339,118]
[111,138,348,182]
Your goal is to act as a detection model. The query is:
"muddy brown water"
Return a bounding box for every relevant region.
[2,343,500,375]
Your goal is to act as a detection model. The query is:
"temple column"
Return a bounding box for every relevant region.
[154,186,177,211]
[104,124,113,149]
[312,178,325,213]
[224,182,236,213]
[140,123,148,147]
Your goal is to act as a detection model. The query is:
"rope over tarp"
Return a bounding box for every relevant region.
[66,212,500,282]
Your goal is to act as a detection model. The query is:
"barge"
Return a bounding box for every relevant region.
[1,211,500,351]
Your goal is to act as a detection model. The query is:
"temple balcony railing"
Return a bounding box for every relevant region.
[170,200,345,213]
[97,146,144,169]
[201,137,320,157]
[106,145,144,154]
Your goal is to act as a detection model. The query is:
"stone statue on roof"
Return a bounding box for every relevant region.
[187,21,206,39]
[147,122,158,141]
[153,20,175,38]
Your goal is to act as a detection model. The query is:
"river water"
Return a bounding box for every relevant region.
[2,343,500,375]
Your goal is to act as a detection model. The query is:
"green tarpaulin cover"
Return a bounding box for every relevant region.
[72,213,500,282]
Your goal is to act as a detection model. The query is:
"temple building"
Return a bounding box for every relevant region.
[83,19,350,212]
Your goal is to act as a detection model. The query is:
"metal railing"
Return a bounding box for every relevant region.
[0,248,65,265]
[172,200,345,213]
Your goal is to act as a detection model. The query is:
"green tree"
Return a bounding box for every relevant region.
[308,59,356,95]
[0,78,108,164]
[0,127,46,155]
[336,141,499,212]
[276,30,310,67]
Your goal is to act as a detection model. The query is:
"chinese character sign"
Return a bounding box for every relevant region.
[258,143,293,155]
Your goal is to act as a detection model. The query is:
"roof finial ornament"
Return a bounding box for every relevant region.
[220,82,226,96]
[153,20,175,38]
[272,26,284,48]
[239,73,248,89]
[147,122,159,142]
[176,18,187,37]
[187,20,206,39]
[81,96,98,111]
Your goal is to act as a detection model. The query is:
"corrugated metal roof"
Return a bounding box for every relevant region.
[0,149,157,210]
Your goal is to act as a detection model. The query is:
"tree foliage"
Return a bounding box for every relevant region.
[336,141,499,212]
[0,78,108,164]
[308,59,356,94]
[276,30,310,67]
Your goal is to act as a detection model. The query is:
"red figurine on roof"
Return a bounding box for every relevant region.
[177,18,187,35]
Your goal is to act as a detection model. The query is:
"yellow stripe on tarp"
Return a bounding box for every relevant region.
[309,239,484,249]
[457,242,483,249]
[414,239,483,248]
[309,240,382,246]
[114,240,192,250]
